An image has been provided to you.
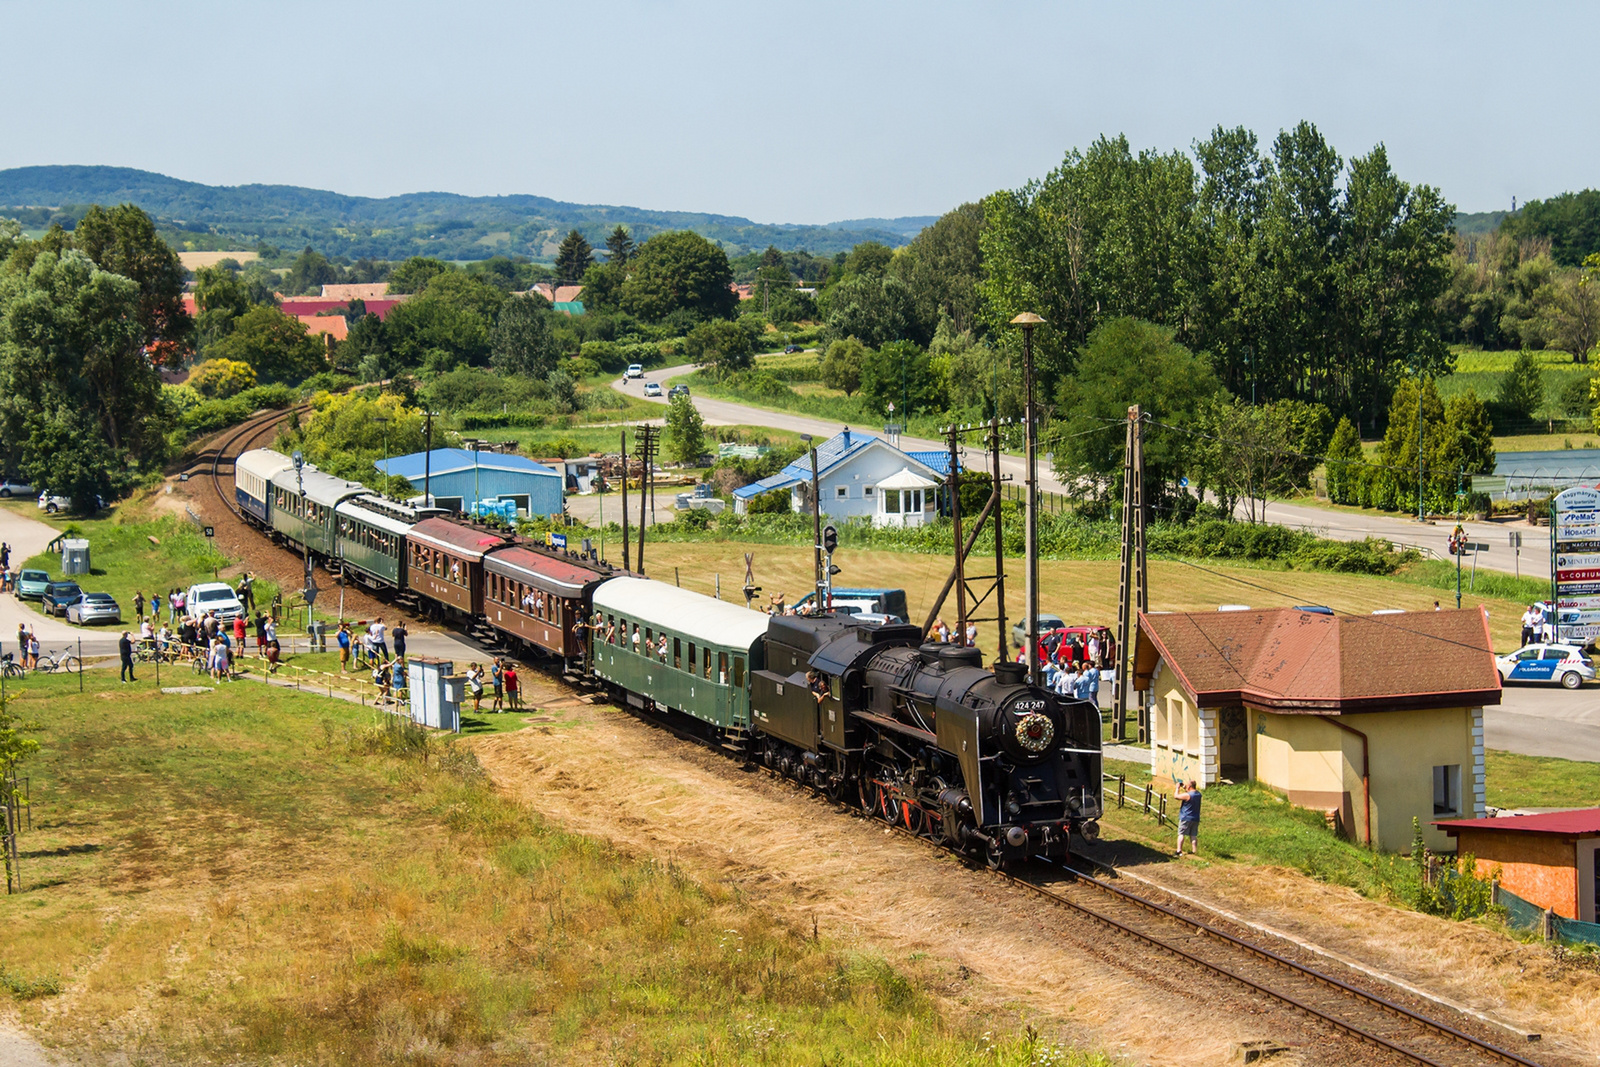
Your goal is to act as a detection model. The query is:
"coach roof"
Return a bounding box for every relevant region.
[593,577,770,651]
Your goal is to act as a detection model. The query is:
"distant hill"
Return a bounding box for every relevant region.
[0,165,924,262]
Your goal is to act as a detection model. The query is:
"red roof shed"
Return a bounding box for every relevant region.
[1436,809,1600,921]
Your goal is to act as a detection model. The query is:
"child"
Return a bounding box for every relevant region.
[466,663,484,712]
[503,663,520,711]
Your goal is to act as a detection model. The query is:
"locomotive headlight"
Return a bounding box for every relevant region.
[1014,711,1055,754]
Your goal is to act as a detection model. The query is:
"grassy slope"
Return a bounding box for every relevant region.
[0,673,1106,1066]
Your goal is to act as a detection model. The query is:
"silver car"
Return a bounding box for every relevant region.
[66,592,122,625]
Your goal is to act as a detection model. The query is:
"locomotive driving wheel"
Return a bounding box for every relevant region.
[877,783,898,823]
[901,801,926,836]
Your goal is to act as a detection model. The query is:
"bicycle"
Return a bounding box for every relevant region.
[36,648,81,674]
[0,653,23,679]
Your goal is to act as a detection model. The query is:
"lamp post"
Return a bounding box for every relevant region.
[1010,312,1044,687]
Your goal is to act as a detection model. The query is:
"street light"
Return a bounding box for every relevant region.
[1010,311,1044,687]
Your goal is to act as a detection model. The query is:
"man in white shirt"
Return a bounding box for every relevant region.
[1521,605,1540,647]
[369,618,388,660]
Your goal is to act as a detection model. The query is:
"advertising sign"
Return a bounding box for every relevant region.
[1552,487,1600,644]
[551,532,568,549]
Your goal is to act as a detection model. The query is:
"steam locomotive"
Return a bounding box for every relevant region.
[236,448,1104,866]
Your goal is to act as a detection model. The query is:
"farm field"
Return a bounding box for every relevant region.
[0,672,1104,1066]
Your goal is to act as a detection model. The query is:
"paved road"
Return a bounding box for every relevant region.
[619,375,1553,581]
[0,504,121,657]
[1485,683,1600,762]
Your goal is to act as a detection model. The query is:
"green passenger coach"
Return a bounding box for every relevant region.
[590,577,769,732]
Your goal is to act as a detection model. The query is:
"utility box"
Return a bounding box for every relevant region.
[60,538,90,575]
[406,656,460,732]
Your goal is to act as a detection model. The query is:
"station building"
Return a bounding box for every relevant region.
[1133,606,1501,853]
[375,448,564,518]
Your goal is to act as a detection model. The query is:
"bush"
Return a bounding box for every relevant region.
[744,488,792,515]
[188,358,257,399]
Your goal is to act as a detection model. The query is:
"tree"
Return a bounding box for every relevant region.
[578,261,626,312]
[1324,416,1364,505]
[605,225,635,265]
[210,305,326,383]
[685,319,753,377]
[187,358,257,399]
[620,231,737,323]
[1189,398,1330,522]
[820,338,864,396]
[893,202,985,334]
[490,295,560,378]
[1543,259,1600,363]
[1496,349,1546,421]
[1501,189,1600,266]
[386,256,451,295]
[859,341,942,418]
[0,248,166,503]
[843,242,894,277]
[823,273,926,348]
[1375,378,1492,513]
[545,370,579,414]
[382,270,505,371]
[555,229,594,282]
[1051,318,1222,496]
[665,394,706,464]
[0,690,39,893]
[71,203,192,364]
[280,246,339,295]
[278,390,425,486]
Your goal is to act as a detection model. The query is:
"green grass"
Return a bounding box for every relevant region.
[17,507,280,623]
[1484,750,1600,809]
[0,672,1108,1065]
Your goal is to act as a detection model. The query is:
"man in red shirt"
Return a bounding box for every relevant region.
[503,663,520,711]
[233,614,247,652]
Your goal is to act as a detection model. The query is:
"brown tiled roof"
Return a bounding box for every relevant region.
[297,314,348,341]
[553,285,583,303]
[1134,607,1501,713]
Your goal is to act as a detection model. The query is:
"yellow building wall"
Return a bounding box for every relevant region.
[1251,706,1479,853]
[1148,666,1215,786]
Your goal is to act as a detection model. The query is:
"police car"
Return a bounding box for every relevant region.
[1496,643,1596,689]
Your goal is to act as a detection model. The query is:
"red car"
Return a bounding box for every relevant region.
[1038,625,1115,670]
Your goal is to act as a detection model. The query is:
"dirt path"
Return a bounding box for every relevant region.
[0,1019,57,1066]
[477,680,1418,1067]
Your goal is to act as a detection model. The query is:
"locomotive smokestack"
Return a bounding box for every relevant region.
[994,662,1025,686]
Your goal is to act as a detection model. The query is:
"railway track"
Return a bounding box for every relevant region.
[613,700,1553,1067]
[206,404,311,521]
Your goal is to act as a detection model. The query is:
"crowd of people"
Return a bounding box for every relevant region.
[112,602,284,683]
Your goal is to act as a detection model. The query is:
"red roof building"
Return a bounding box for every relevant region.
[1134,607,1500,851]
[1436,809,1600,922]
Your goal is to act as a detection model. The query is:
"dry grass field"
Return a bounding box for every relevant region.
[175,250,259,270]
[632,542,1531,651]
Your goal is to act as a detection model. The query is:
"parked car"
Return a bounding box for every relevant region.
[66,592,121,625]
[830,599,907,624]
[1012,613,1067,651]
[0,478,34,499]
[42,581,83,617]
[783,345,803,354]
[643,381,663,397]
[37,491,69,513]
[625,363,644,379]
[186,581,245,622]
[1496,643,1595,689]
[15,569,50,600]
[668,384,691,399]
[1040,624,1117,668]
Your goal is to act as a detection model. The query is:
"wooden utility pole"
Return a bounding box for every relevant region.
[620,428,630,572]
[805,436,824,609]
[947,426,967,643]
[989,418,1007,666]
[636,425,658,576]
[1112,405,1148,741]
[1012,312,1045,687]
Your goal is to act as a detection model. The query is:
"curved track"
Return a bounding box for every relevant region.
[206,404,311,522]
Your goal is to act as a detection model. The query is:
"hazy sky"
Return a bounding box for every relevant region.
[2,1,1594,223]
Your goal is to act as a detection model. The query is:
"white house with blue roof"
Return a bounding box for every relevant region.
[375,448,565,518]
[731,428,953,527]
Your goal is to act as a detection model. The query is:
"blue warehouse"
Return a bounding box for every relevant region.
[376,449,565,519]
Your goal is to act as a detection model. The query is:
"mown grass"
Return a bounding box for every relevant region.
[0,672,1107,1065]
[18,505,280,622]
[1484,750,1600,809]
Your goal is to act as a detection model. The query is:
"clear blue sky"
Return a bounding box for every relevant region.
[2,0,1593,223]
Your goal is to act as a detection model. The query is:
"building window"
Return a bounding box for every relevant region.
[864,485,874,498]
[885,490,900,514]
[1433,764,1461,815]
[836,486,848,499]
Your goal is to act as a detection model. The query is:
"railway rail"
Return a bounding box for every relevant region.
[618,700,1553,1067]
[206,404,311,522]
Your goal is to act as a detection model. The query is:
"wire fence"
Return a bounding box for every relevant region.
[1497,883,1600,947]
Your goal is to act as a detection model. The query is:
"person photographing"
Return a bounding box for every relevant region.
[1175,780,1202,857]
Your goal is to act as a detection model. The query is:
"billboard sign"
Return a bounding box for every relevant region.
[1552,487,1600,644]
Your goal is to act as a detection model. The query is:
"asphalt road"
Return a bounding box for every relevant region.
[619,373,1553,581]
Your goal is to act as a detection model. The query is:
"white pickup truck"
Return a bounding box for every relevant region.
[186,581,245,622]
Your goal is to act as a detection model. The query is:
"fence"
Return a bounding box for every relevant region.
[1105,772,1167,825]
[1000,483,1073,514]
[1497,884,1600,947]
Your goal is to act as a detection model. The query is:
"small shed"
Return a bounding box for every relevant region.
[60,538,90,575]
[1436,809,1600,922]
[376,449,564,518]
[1134,606,1502,852]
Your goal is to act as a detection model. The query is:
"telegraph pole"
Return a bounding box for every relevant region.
[1011,313,1044,686]
[803,434,824,610]
[636,425,657,576]
[620,428,630,572]
[990,416,1007,666]
[1113,405,1149,741]
[947,425,967,644]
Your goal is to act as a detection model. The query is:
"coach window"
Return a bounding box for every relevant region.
[718,652,728,685]
[704,650,713,680]
[673,637,681,670]
[732,655,744,688]
[687,643,696,674]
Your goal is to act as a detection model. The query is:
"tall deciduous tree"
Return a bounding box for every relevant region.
[386,256,451,295]
[555,229,594,282]
[210,305,326,383]
[71,203,192,364]
[685,319,752,377]
[820,338,864,396]
[621,231,737,323]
